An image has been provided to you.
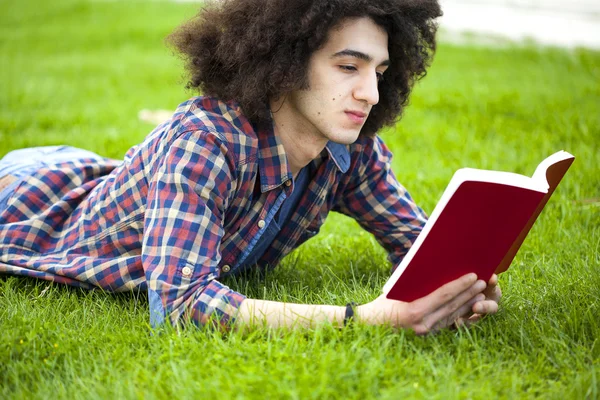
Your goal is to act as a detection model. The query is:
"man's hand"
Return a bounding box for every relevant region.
[357,273,489,335]
[453,273,502,328]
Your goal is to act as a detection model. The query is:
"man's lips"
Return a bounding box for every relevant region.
[345,110,367,124]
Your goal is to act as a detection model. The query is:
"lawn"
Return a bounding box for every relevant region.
[1,0,599,398]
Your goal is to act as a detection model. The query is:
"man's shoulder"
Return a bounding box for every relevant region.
[133,96,261,172]
[174,96,259,144]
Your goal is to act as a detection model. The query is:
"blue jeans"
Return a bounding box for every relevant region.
[0,146,104,213]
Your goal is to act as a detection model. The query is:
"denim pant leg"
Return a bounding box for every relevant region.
[0,146,104,213]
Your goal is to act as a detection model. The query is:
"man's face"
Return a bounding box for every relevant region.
[288,17,390,145]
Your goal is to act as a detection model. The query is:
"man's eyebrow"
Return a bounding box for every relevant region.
[331,49,390,66]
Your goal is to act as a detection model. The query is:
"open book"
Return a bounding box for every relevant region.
[383,151,575,302]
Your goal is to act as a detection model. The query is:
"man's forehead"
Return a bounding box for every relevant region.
[324,17,389,62]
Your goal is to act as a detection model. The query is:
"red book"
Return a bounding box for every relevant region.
[383,151,575,303]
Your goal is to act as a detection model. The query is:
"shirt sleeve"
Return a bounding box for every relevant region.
[333,135,428,270]
[142,130,246,330]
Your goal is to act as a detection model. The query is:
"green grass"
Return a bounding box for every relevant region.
[1,0,599,398]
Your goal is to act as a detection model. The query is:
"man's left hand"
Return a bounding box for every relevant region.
[454,273,502,328]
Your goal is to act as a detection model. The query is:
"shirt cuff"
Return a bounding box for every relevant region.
[190,280,247,329]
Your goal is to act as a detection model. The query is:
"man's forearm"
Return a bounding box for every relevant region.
[234,274,497,334]
[236,298,347,329]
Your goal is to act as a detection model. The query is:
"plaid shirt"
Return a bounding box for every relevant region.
[0,96,427,329]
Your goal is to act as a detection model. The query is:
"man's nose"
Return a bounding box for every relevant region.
[353,72,380,106]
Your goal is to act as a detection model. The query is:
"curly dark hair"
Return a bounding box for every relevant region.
[167,0,442,137]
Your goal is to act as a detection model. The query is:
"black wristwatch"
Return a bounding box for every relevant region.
[344,302,358,326]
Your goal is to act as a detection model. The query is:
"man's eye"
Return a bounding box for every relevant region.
[339,65,357,72]
[376,72,384,82]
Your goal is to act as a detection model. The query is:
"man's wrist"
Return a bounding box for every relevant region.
[354,303,371,325]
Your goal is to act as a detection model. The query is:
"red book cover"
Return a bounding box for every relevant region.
[383,151,574,303]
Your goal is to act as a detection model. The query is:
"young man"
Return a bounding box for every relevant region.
[0,0,500,333]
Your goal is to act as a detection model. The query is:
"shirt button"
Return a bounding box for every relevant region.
[285,180,291,187]
[258,219,266,229]
[181,266,192,277]
[222,264,231,273]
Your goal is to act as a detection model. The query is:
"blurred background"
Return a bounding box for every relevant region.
[439,0,600,49]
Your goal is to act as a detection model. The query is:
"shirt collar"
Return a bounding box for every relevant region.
[324,141,350,173]
[256,122,351,192]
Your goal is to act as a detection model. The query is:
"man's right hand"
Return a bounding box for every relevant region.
[357,273,487,335]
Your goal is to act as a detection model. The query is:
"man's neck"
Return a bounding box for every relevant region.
[270,97,328,178]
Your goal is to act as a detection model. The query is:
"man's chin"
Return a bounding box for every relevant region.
[328,129,362,145]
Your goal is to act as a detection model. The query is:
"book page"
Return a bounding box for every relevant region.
[532,151,574,183]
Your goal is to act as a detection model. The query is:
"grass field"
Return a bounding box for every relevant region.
[1,0,599,398]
